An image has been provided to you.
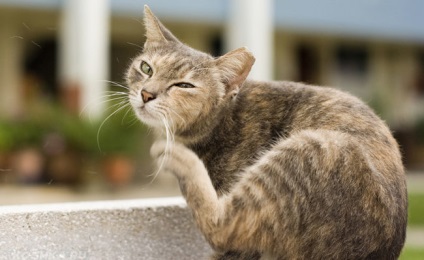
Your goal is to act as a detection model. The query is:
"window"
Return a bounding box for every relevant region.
[415,51,424,97]
[210,34,223,57]
[335,45,369,80]
[24,39,58,99]
[295,44,320,85]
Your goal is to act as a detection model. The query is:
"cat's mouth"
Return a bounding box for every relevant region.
[130,96,172,128]
[135,105,149,117]
[133,104,162,127]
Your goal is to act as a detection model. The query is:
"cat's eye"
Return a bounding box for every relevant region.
[140,61,153,76]
[174,82,195,89]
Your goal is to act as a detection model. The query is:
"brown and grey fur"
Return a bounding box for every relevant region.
[126,6,407,259]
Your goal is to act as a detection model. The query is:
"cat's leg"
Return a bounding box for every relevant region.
[151,141,226,246]
[151,141,279,255]
[151,129,399,259]
[151,139,307,256]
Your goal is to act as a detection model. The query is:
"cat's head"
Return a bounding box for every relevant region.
[126,6,255,140]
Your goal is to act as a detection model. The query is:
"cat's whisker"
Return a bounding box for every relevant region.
[125,116,140,128]
[121,104,135,125]
[103,94,129,103]
[101,80,130,91]
[176,99,196,123]
[167,108,187,128]
[160,109,175,148]
[87,91,128,104]
[127,42,144,50]
[146,112,173,184]
[128,94,139,103]
[107,96,129,106]
[79,93,127,119]
[97,103,130,153]
[103,96,129,104]
[131,17,144,27]
[103,88,128,93]
[102,91,128,97]
[101,98,130,117]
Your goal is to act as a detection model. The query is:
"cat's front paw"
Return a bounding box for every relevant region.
[150,141,204,178]
[150,140,168,163]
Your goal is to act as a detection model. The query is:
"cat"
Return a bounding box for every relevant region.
[126,6,407,260]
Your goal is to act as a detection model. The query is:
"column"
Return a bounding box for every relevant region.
[226,0,274,81]
[59,0,110,118]
[275,32,296,81]
[0,16,23,118]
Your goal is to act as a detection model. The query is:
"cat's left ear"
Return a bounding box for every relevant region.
[215,47,255,92]
[144,5,179,43]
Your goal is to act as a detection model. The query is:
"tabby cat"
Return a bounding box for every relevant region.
[126,6,407,260]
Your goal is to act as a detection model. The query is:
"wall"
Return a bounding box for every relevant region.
[0,197,213,260]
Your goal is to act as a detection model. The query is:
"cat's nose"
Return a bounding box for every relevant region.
[141,90,156,103]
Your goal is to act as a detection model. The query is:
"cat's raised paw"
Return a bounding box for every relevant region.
[150,141,204,178]
[150,140,168,161]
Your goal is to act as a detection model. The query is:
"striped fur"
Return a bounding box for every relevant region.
[128,6,407,259]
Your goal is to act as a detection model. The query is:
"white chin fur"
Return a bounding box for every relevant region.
[134,108,163,128]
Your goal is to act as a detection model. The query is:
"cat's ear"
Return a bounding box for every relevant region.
[215,47,255,91]
[143,5,179,43]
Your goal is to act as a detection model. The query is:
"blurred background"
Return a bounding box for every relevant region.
[0,0,423,257]
[0,0,423,242]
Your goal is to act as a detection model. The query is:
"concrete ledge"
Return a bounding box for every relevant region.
[0,197,212,259]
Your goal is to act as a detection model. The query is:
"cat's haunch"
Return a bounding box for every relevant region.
[125,5,407,260]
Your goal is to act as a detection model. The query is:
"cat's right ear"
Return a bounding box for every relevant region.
[143,5,179,43]
[215,47,255,92]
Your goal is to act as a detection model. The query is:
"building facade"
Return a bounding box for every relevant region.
[0,0,423,166]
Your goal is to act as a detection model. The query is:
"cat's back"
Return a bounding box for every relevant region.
[239,79,405,185]
[239,80,400,153]
[232,81,407,259]
[239,80,405,207]
[213,79,405,185]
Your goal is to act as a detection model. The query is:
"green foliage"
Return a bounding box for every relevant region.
[368,88,391,120]
[0,118,44,151]
[95,107,147,156]
[400,247,424,260]
[0,102,147,157]
[408,193,424,226]
[415,117,424,144]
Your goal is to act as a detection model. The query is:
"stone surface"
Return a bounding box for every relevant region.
[0,197,212,260]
